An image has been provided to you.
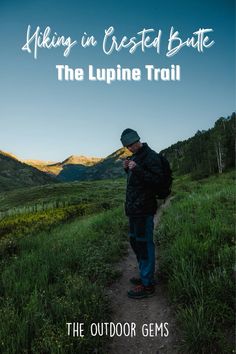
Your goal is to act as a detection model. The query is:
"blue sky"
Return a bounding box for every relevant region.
[0,0,235,161]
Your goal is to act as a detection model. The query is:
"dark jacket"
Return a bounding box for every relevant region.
[125,143,164,216]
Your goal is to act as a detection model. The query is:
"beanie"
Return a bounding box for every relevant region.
[120,128,140,147]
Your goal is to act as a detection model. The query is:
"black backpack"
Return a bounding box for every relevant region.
[156,154,173,199]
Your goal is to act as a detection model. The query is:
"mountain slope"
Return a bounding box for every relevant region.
[0,150,57,192]
[161,112,235,179]
[58,148,131,181]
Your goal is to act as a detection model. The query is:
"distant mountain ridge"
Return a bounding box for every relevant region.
[24,155,102,177]
[2,112,234,190]
[60,155,101,166]
[0,148,132,191]
[58,148,132,181]
[22,149,131,182]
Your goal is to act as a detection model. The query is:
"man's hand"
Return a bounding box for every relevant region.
[128,161,137,170]
[123,159,130,169]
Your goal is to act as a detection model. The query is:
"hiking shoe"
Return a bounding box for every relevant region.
[129,277,142,285]
[127,284,155,299]
[130,277,157,286]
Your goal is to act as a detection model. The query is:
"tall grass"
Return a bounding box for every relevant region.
[156,171,235,353]
[0,207,127,354]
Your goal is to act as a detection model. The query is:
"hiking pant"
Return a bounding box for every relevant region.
[128,215,155,286]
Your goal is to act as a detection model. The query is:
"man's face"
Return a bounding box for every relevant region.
[127,141,141,154]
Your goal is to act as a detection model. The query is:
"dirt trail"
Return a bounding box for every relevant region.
[107,200,179,354]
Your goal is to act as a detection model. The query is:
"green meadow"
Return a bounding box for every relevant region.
[0,172,234,353]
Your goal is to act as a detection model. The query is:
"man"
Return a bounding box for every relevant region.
[120,128,164,299]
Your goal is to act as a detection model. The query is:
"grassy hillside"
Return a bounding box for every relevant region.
[0,179,125,255]
[0,150,57,192]
[0,179,125,215]
[156,171,235,353]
